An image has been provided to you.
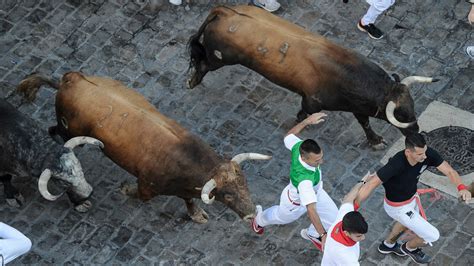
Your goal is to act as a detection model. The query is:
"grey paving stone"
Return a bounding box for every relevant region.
[1,0,473,265]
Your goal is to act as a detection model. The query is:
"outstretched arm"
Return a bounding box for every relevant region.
[342,172,372,204]
[354,173,382,206]
[437,161,472,202]
[286,112,327,137]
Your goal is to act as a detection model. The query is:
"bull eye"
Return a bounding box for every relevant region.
[61,117,68,129]
[224,194,234,202]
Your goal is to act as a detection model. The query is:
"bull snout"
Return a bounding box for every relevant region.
[400,122,420,136]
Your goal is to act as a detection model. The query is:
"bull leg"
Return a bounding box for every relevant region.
[183,198,209,224]
[353,113,386,150]
[1,174,24,207]
[296,96,322,122]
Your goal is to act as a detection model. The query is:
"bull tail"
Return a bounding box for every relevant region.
[401,76,440,88]
[16,73,59,102]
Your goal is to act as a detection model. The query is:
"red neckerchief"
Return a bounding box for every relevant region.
[331,221,356,247]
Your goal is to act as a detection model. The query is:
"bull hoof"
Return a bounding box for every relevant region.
[74,200,92,213]
[189,208,209,224]
[120,182,138,197]
[296,110,309,123]
[371,141,387,150]
[186,79,193,89]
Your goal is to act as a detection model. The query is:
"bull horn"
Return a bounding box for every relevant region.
[201,179,216,204]
[38,169,63,201]
[231,153,272,165]
[401,76,438,87]
[385,101,414,129]
[64,136,104,150]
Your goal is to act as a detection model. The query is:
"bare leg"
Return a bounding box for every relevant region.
[183,198,209,224]
[385,221,407,244]
[406,236,428,250]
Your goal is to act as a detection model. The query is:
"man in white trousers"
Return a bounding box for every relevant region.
[0,222,32,264]
[251,112,338,250]
[355,133,471,264]
[321,174,369,265]
[357,0,395,39]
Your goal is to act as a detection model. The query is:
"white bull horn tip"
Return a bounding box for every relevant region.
[201,179,217,205]
[385,101,413,129]
[231,153,273,164]
[38,169,63,201]
[64,136,103,149]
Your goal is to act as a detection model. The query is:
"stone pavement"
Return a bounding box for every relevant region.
[0,0,472,265]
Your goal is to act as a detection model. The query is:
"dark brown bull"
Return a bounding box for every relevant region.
[17,72,271,223]
[0,98,103,211]
[188,5,438,149]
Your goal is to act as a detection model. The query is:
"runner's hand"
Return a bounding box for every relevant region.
[321,234,327,251]
[304,112,327,126]
[458,189,471,202]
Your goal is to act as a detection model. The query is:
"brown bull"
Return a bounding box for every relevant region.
[188,5,439,150]
[17,72,271,223]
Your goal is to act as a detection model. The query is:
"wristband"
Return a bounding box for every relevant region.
[354,201,360,211]
[457,184,467,191]
[319,232,327,238]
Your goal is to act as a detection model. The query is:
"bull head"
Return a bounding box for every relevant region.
[38,137,103,212]
[200,153,271,221]
[385,75,438,130]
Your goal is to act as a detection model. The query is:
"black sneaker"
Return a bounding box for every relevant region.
[377,241,406,256]
[400,242,432,264]
[357,20,384,39]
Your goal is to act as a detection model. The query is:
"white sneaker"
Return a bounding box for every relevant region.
[300,228,323,251]
[467,46,474,59]
[250,0,281,12]
[169,0,182,5]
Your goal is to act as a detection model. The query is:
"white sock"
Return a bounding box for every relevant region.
[384,241,395,248]
[406,245,417,252]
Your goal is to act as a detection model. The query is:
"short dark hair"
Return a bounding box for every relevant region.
[405,133,426,150]
[342,211,368,234]
[300,139,321,155]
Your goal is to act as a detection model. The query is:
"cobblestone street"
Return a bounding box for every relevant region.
[0,0,472,265]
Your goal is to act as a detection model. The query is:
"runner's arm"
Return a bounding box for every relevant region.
[437,161,472,202]
[342,172,372,204]
[306,202,327,246]
[286,113,327,137]
[354,173,382,205]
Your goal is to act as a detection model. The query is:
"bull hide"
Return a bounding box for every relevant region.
[17,72,271,224]
[187,5,439,150]
[0,98,102,211]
